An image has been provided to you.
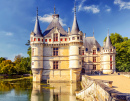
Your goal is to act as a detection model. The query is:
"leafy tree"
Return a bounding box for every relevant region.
[0,57,6,63]
[0,60,15,75]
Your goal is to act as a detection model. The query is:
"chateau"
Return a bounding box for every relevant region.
[30,7,116,82]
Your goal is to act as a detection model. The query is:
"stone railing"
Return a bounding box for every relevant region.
[117,72,130,78]
[76,75,130,101]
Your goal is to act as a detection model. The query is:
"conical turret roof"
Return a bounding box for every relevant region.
[71,4,80,35]
[34,8,42,37]
[105,33,112,49]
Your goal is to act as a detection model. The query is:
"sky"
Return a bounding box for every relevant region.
[0,0,130,61]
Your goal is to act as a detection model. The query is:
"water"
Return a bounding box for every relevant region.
[0,79,81,101]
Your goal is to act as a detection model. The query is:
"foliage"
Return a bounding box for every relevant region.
[104,33,130,72]
[0,39,31,75]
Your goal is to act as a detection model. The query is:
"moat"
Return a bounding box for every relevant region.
[0,78,81,101]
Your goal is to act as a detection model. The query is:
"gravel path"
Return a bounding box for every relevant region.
[89,75,130,93]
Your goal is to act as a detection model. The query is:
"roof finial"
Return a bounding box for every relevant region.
[74,1,76,16]
[93,28,94,37]
[37,7,38,17]
[54,5,56,14]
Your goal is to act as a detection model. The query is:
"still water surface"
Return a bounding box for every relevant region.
[0,79,81,101]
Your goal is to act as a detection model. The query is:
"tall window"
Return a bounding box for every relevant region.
[53,61,58,69]
[93,57,96,62]
[77,36,79,40]
[82,50,84,55]
[110,62,112,70]
[53,48,58,56]
[93,65,96,70]
[110,49,112,52]
[53,33,58,41]
[32,48,34,56]
[80,36,82,40]
[82,57,84,62]
[93,50,96,55]
[79,47,81,55]
[110,55,112,61]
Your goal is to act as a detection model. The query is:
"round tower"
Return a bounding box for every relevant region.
[101,31,116,74]
[69,4,83,82]
[30,8,43,82]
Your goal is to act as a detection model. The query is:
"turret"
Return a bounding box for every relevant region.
[30,8,43,82]
[100,30,116,74]
[69,3,83,82]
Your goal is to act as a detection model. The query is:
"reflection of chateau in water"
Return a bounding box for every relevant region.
[31,82,80,101]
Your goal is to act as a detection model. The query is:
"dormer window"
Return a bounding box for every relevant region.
[54,33,58,41]
[110,49,112,52]
[42,39,43,42]
[93,50,96,55]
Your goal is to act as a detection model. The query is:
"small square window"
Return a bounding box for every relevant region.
[77,37,79,40]
[38,38,40,41]
[61,38,63,41]
[49,39,51,42]
[72,37,75,40]
[65,38,67,41]
[34,38,36,41]
[45,39,47,42]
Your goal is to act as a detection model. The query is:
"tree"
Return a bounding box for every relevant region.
[0,60,15,75]
[0,57,6,63]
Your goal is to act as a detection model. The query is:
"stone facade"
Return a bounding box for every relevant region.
[30,7,116,82]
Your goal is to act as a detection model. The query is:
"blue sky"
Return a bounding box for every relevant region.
[0,0,130,61]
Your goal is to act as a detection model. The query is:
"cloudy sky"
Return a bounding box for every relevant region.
[0,0,130,61]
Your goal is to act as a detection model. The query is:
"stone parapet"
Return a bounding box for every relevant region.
[117,72,130,79]
[76,75,130,101]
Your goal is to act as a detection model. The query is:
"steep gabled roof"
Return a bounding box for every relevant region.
[83,37,101,51]
[43,14,68,37]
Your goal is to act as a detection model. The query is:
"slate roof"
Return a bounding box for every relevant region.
[34,14,43,37]
[83,37,101,51]
[43,14,68,37]
[71,15,80,35]
[104,34,112,49]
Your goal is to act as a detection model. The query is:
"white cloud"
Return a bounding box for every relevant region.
[77,0,100,14]
[83,5,100,13]
[38,13,66,26]
[114,0,130,10]
[105,5,111,12]
[0,31,13,36]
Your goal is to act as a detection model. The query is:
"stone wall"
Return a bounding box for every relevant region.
[76,75,130,101]
[118,72,130,78]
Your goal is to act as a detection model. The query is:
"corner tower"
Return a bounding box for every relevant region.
[101,30,116,74]
[69,3,83,82]
[30,8,43,82]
